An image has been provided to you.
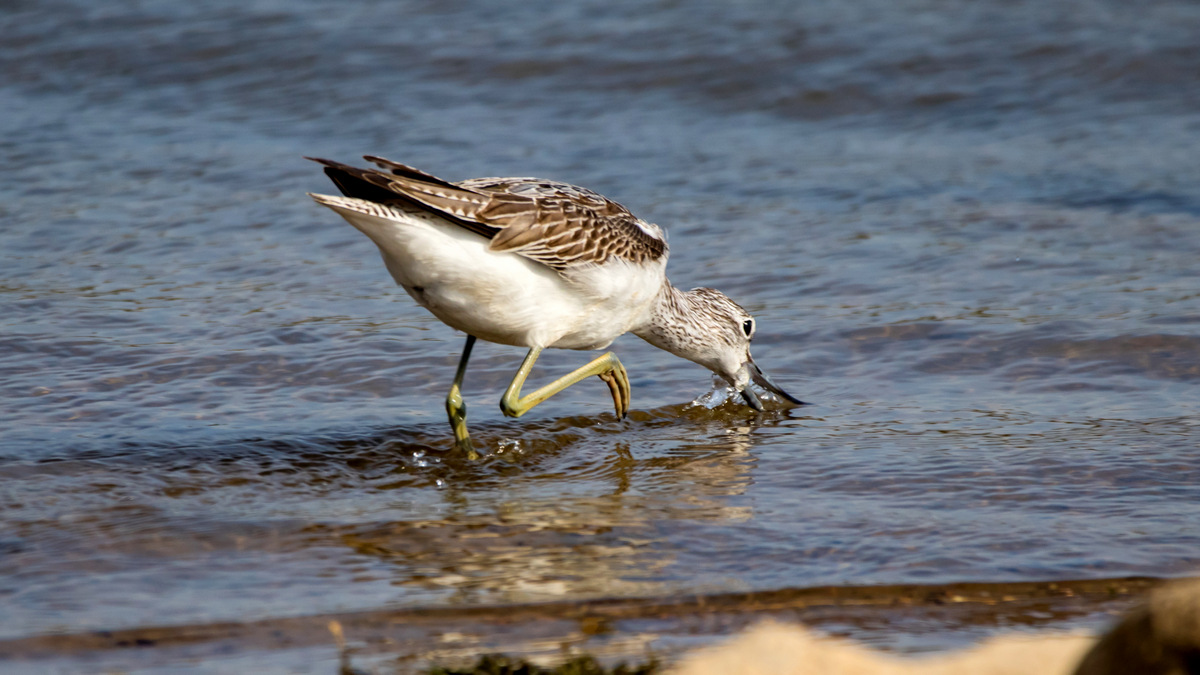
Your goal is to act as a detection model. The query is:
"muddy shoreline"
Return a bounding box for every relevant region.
[0,576,1161,671]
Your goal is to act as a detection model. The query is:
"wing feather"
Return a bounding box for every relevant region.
[309,157,668,270]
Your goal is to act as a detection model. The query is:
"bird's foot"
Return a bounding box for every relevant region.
[453,436,479,460]
[446,384,479,460]
[597,355,631,420]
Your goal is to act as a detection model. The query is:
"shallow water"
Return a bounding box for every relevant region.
[2,0,1200,665]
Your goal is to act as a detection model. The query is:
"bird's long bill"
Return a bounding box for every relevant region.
[740,355,804,410]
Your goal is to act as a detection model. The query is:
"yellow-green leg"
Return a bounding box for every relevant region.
[445,335,478,460]
[499,347,631,420]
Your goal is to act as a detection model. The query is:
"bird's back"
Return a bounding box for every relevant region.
[309,157,670,350]
[309,156,669,271]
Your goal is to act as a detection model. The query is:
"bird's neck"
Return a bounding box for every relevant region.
[633,281,701,361]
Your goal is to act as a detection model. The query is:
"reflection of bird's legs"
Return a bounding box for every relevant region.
[611,443,634,496]
[499,347,631,420]
[445,335,477,460]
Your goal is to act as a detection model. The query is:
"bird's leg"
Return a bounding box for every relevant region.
[499,347,631,420]
[445,335,478,459]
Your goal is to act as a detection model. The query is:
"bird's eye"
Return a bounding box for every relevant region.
[742,319,755,338]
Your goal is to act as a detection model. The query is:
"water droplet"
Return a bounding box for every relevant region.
[496,438,523,454]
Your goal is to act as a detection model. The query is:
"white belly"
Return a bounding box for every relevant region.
[315,195,665,350]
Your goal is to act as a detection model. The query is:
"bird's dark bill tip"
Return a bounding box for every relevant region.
[747,363,804,407]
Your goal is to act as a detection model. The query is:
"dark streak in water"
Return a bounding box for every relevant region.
[0,576,1163,668]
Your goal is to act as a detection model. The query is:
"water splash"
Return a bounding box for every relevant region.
[688,375,792,411]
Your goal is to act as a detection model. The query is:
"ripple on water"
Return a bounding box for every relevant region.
[2,0,1200,653]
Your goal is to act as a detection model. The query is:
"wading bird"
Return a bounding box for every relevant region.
[308,157,801,458]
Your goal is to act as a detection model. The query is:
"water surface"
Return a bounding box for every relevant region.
[2,0,1199,669]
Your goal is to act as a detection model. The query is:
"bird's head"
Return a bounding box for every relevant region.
[660,288,804,411]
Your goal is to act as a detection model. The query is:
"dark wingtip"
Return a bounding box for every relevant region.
[305,157,398,202]
[362,155,461,189]
[304,156,342,168]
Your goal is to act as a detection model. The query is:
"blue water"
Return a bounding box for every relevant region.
[2,0,1199,665]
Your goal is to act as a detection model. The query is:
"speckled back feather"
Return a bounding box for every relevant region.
[307,157,668,270]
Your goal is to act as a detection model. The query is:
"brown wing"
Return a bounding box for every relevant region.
[308,157,667,270]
